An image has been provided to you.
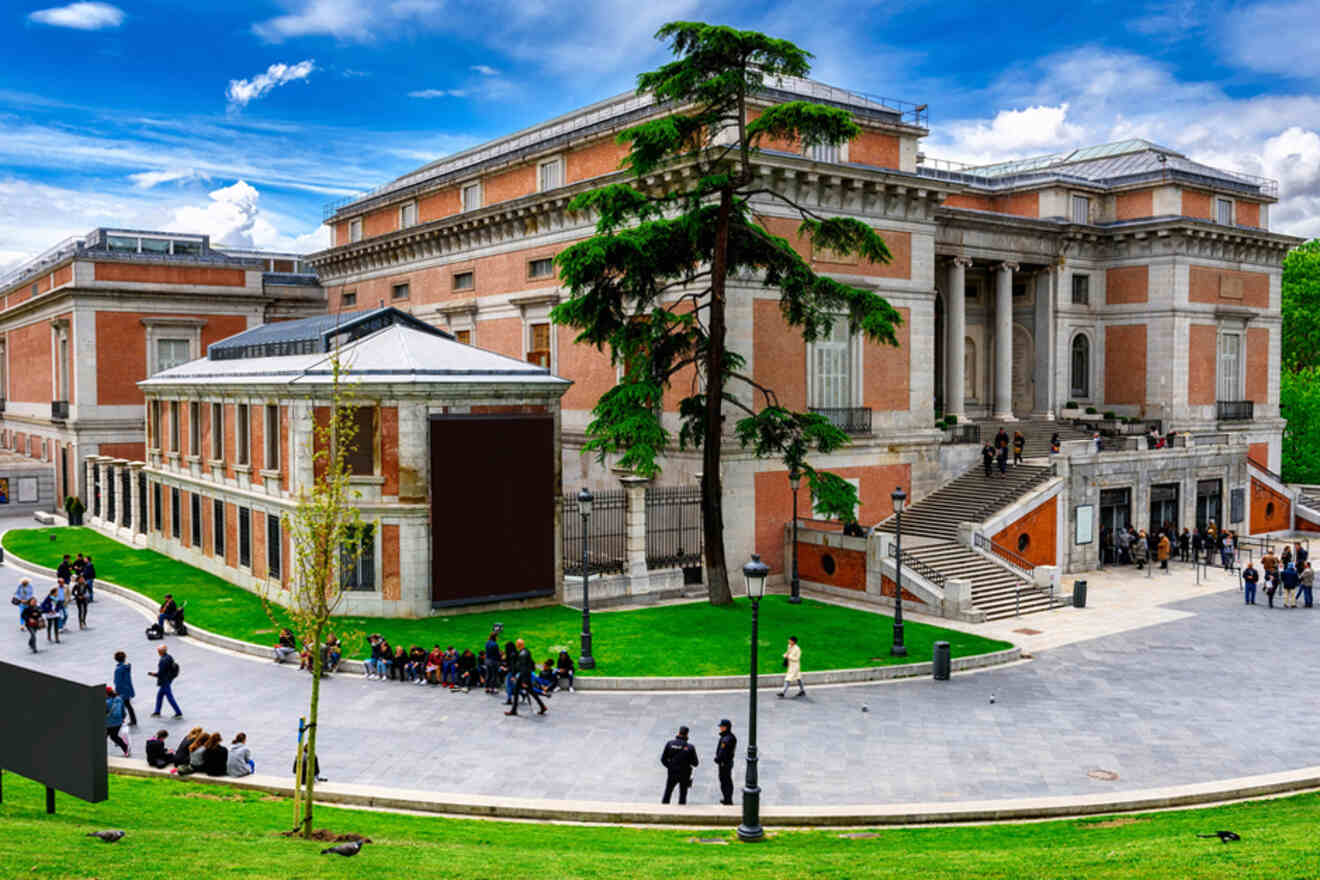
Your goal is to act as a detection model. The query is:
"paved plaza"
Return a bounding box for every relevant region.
[4,533,1318,808]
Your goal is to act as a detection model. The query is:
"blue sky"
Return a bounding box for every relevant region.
[1,0,1318,267]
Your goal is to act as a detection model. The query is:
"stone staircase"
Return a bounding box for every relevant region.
[878,460,1060,620]
[974,418,1096,458]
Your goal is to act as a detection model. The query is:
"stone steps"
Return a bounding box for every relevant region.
[901,542,1054,621]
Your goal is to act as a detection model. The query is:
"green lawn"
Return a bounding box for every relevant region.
[2,527,1009,676]
[1,773,1318,879]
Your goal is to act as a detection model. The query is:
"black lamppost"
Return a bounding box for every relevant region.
[788,467,802,604]
[737,553,769,844]
[890,486,908,657]
[577,487,595,670]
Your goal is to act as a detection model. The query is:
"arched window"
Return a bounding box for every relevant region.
[1070,334,1090,398]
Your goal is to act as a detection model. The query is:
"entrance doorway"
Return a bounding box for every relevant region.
[1012,324,1035,415]
[1196,479,1223,530]
[1100,487,1131,563]
[1150,483,1179,535]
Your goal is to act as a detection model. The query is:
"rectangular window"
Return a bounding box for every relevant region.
[462,182,482,211]
[212,501,227,560]
[237,404,250,466]
[157,338,191,373]
[808,142,841,163]
[528,257,554,279]
[538,157,563,191]
[211,402,223,460]
[399,201,417,228]
[341,524,376,591]
[171,487,181,539]
[1071,195,1090,224]
[453,271,474,291]
[107,235,137,252]
[527,322,551,368]
[238,507,251,568]
[1218,333,1243,400]
[189,402,200,456]
[191,493,201,548]
[57,337,69,399]
[811,317,852,408]
[152,482,162,532]
[169,401,180,453]
[342,290,357,307]
[455,329,471,345]
[150,400,161,449]
[344,406,376,476]
[349,219,362,242]
[391,282,410,300]
[140,237,170,254]
[1216,197,1234,225]
[173,239,202,256]
[267,515,282,580]
[1071,274,1090,305]
[264,404,280,469]
[31,282,39,297]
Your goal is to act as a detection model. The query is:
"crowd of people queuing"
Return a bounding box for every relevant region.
[13,554,97,652]
[1098,520,1261,572]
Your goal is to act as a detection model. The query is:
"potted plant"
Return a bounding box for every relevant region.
[1063,401,1079,410]
[1102,411,1117,420]
[1085,406,1098,415]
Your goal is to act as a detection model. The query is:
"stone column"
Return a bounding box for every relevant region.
[617,471,652,597]
[129,461,144,537]
[946,257,972,421]
[993,262,1019,421]
[95,456,112,524]
[84,457,97,519]
[111,459,129,530]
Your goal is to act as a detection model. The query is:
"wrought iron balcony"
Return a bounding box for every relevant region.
[0,397,6,412]
[809,406,873,435]
[1216,400,1253,421]
[944,424,981,444]
[51,400,69,421]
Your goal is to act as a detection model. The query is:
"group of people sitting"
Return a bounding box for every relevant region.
[361,632,576,700]
[1243,545,1314,608]
[144,726,255,778]
[272,627,343,674]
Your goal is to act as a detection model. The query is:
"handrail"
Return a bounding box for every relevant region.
[885,542,947,587]
[973,532,1034,580]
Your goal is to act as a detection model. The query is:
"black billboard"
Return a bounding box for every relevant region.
[0,660,108,802]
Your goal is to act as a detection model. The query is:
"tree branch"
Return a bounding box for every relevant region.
[728,370,781,408]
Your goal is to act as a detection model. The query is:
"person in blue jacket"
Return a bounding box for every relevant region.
[113,651,138,727]
[105,687,130,757]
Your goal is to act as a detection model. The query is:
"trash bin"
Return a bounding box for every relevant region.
[932,641,950,681]
[1073,579,1087,608]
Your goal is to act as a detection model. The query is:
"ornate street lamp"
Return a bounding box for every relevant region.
[890,486,908,657]
[737,553,770,844]
[578,487,595,670]
[788,467,802,604]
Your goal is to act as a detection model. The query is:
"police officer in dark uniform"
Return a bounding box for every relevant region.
[714,719,737,805]
[660,725,699,804]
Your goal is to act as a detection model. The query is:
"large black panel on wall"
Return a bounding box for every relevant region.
[0,660,108,802]
[430,414,556,606]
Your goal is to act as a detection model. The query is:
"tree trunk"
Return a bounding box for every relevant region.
[300,622,323,838]
[702,188,734,606]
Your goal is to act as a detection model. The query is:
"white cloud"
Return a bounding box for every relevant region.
[165,180,327,252]
[128,167,206,189]
[1220,1,1320,79]
[408,88,467,99]
[943,104,1084,160]
[253,0,442,43]
[470,64,499,76]
[226,60,316,110]
[27,1,123,30]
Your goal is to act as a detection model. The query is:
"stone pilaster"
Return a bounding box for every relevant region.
[994,262,1019,420]
[84,457,97,519]
[946,257,972,420]
[129,461,144,537]
[617,471,652,596]
[95,456,112,523]
[112,459,129,530]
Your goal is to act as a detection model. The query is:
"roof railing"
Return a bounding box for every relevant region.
[0,234,85,291]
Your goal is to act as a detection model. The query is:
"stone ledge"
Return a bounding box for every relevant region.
[105,759,1320,827]
[1,545,1019,690]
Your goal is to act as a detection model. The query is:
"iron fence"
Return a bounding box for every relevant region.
[974,532,1034,580]
[562,489,626,576]
[1217,400,1254,421]
[945,423,981,444]
[645,485,703,571]
[886,542,946,587]
[809,406,872,435]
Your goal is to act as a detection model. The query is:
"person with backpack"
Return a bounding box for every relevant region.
[113,651,138,727]
[105,687,130,757]
[148,644,183,718]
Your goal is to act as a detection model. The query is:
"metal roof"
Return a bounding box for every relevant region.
[207,307,450,360]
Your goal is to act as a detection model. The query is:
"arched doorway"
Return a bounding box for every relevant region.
[1012,324,1034,415]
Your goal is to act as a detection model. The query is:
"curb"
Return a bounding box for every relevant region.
[105,759,1320,827]
[2,545,1019,690]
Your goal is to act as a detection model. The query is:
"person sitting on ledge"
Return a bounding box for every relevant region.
[425,644,444,684]
[274,628,298,664]
[405,644,427,684]
[157,594,181,631]
[145,730,174,768]
[391,645,409,682]
[456,649,478,692]
[323,633,342,673]
[536,659,559,695]
[227,732,254,777]
[556,650,576,693]
[201,732,229,777]
[173,727,202,772]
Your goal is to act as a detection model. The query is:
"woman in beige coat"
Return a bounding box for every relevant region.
[778,636,804,699]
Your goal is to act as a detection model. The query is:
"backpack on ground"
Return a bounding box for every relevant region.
[145,623,164,641]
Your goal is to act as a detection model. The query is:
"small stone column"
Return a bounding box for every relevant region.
[95,456,112,524]
[112,459,129,530]
[84,457,98,519]
[946,257,971,421]
[993,262,1019,421]
[129,461,145,537]
[617,471,652,597]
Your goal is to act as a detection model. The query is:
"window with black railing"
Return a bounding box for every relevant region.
[1216,400,1254,421]
[645,486,703,570]
[562,489,626,576]
[51,401,69,420]
[809,406,872,435]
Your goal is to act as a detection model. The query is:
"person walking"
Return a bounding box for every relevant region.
[483,631,501,694]
[54,580,68,633]
[21,598,42,652]
[113,651,138,728]
[40,589,60,643]
[1132,531,1149,569]
[82,556,96,602]
[72,578,89,629]
[1264,570,1279,608]
[56,555,72,584]
[13,578,34,629]
[1221,533,1235,571]
[778,635,804,699]
[504,638,546,716]
[994,427,1009,453]
[1300,562,1315,608]
[1178,528,1191,563]
[1157,533,1171,571]
[148,644,183,719]
[1242,562,1259,605]
[1012,431,1025,466]
[981,442,994,478]
[714,719,738,806]
[659,726,699,805]
[996,441,1008,476]
[105,687,130,757]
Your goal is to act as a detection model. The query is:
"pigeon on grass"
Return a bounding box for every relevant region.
[321,840,367,857]
[1196,831,1241,843]
[86,830,125,843]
